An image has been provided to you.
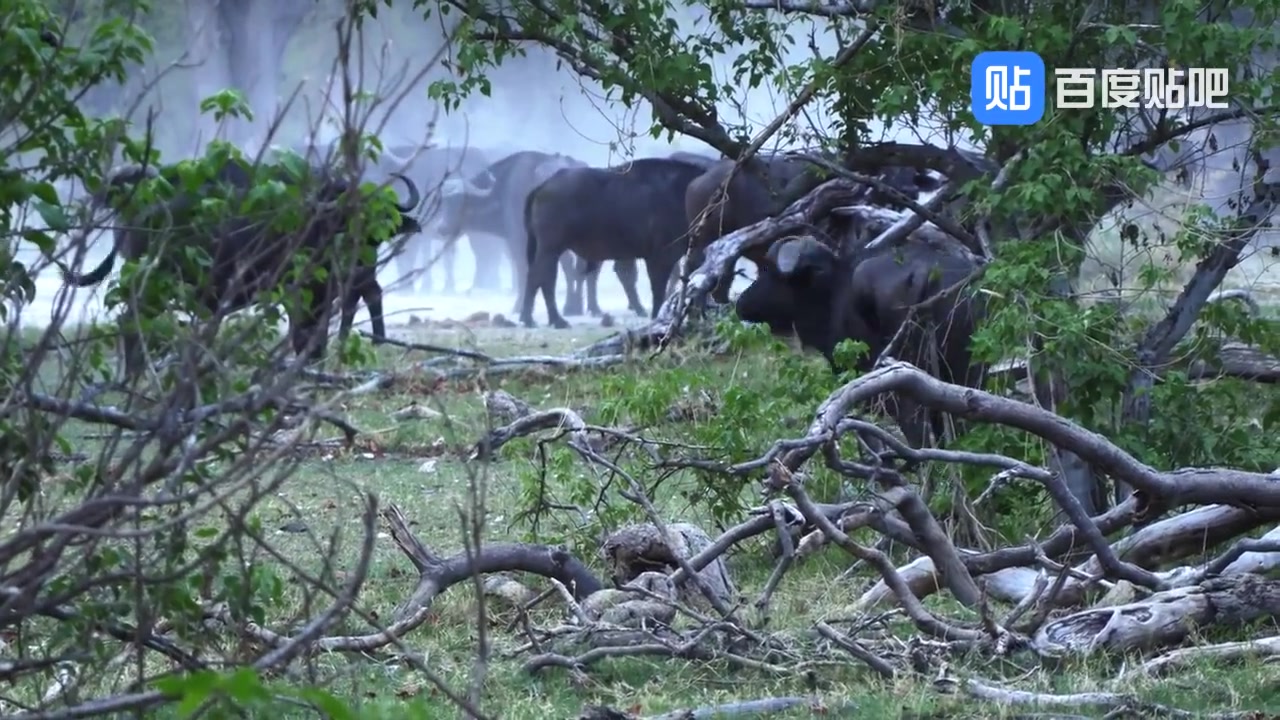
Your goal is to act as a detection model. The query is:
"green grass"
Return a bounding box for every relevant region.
[8,320,1280,719]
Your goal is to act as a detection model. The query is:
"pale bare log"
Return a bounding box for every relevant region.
[1031,574,1280,657]
[1127,634,1280,678]
[855,557,1042,611]
[1074,505,1280,582]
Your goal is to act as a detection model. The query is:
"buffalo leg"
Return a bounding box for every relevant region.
[419,239,435,295]
[118,310,147,387]
[612,259,645,317]
[339,269,385,346]
[509,236,530,316]
[642,259,679,319]
[469,235,504,292]
[362,277,386,342]
[710,260,736,304]
[441,235,458,294]
[394,238,421,295]
[586,263,602,316]
[290,287,333,364]
[562,254,585,317]
[521,250,569,329]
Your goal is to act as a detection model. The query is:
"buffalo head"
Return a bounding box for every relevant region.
[450,169,498,197]
[533,153,586,186]
[866,167,944,207]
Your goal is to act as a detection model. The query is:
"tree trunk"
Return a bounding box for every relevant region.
[185,0,311,150]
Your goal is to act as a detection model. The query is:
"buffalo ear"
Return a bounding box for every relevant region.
[773,239,805,275]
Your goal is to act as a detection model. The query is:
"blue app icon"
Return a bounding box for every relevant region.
[971,51,1046,126]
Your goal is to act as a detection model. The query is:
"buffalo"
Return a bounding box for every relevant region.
[548,150,719,317]
[435,149,638,316]
[685,156,943,304]
[521,157,708,328]
[736,233,985,449]
[667,150,721,169]
[61,155,421,381]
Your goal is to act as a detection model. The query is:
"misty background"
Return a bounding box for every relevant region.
[16,0,1279,331]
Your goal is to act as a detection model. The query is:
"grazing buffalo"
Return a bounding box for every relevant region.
[736,233,985,448]
[685,156,943,303]
[61,156,421,381]
[521,157,708,328]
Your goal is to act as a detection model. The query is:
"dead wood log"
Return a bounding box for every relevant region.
[472,406,591,460]
[1126,634,1280,678]
[579,572,678,627]
[384,504,605,623]
[1187,340,1280,382]
[1075,504,1280,582]
[858,507,1280,612]
[1031,573,1280,657]
[601,523,737,609]
[854,557,1042,611]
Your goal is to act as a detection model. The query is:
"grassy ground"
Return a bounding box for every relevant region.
[23,314,1275,719]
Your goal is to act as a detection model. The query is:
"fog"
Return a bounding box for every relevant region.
[14,3,1277,333]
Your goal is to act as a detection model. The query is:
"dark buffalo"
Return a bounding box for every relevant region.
[62,156,421,380]
[442,151,651,319]
[521,158,708,328]
[685,156,943,303]
[668,150,721,169]
[736,233,985,448]
[557,150,719,318]
[684,155,816,303]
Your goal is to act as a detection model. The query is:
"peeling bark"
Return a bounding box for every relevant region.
[601,523,736,609]
[1032,574,1280,657]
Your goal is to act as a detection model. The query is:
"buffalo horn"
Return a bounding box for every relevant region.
[768,235,829,277]
[391,172,420,213]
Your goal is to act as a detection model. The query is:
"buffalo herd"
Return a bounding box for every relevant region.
[56,136,989,452]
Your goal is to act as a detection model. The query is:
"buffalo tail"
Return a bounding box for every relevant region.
[61,247,117,287]
[524,186,540,267]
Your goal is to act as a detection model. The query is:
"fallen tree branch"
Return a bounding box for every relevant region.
[1125,634,1280,678]
[776,362,1280,513]
[951,676,1251,719]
